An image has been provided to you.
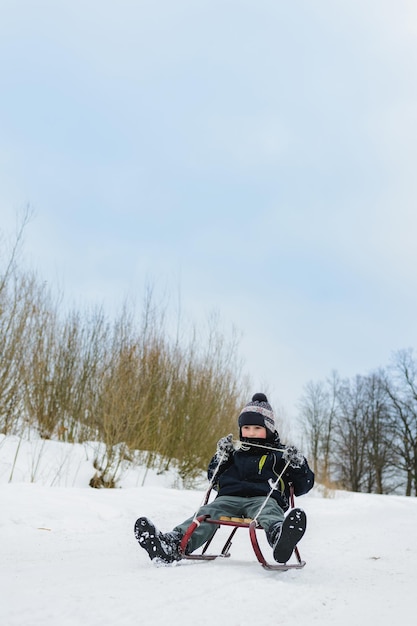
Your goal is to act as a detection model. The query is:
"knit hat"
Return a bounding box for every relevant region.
[238,393,276,436]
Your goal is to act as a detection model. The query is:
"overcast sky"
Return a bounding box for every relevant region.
[1,0,417,421]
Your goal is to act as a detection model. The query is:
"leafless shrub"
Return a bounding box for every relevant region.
[1,217,249,487]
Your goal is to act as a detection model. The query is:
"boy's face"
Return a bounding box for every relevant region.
[241,425,267,439]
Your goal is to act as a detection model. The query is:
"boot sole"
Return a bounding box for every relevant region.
[273,508,306,563]
[134,517,179,563]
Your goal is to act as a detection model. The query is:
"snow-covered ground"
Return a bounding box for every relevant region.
[1,434,416,626]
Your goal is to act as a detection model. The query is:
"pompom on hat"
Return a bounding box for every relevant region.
[238,393,276,436]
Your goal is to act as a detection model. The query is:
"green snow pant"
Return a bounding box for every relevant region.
[173,495,285,554]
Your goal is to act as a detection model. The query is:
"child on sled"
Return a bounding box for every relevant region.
[134,393,314,565]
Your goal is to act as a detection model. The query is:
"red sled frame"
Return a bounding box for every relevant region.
[179,486,306,571]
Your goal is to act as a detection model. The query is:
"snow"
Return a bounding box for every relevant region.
[1,434,416,626]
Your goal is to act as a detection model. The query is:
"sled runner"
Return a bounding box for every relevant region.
[179,485,306,571]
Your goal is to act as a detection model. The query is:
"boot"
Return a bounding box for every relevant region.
[134,517,183,564]
[267,508,306,563]
[266,521,282,547]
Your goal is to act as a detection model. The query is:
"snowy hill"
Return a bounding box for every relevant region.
[1,434,416,626]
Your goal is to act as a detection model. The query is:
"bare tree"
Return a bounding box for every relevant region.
[333,375,371,492]
[385,349,417,496]
[299,371,339,484]
[0,208,35,434]
[0,272,37,433]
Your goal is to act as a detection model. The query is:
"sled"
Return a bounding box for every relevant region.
[179,485,306,571]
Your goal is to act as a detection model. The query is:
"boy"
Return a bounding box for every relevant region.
[134,393,314,564]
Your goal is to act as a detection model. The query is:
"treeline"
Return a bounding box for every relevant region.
[300,351,417,496]
[0,218,247,487]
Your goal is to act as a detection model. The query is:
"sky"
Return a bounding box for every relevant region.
[2,0,417,421]
[1,433,417,625]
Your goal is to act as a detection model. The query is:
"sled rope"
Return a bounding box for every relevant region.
[191,448,229,522]
[252,460,291,523]
[192,441,293,523]
[234,440,286,454]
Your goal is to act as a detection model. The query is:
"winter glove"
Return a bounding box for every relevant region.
[215,433,234,461]
[282,445,305,469]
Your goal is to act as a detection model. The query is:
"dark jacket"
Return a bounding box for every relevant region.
[207,433,314,512]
